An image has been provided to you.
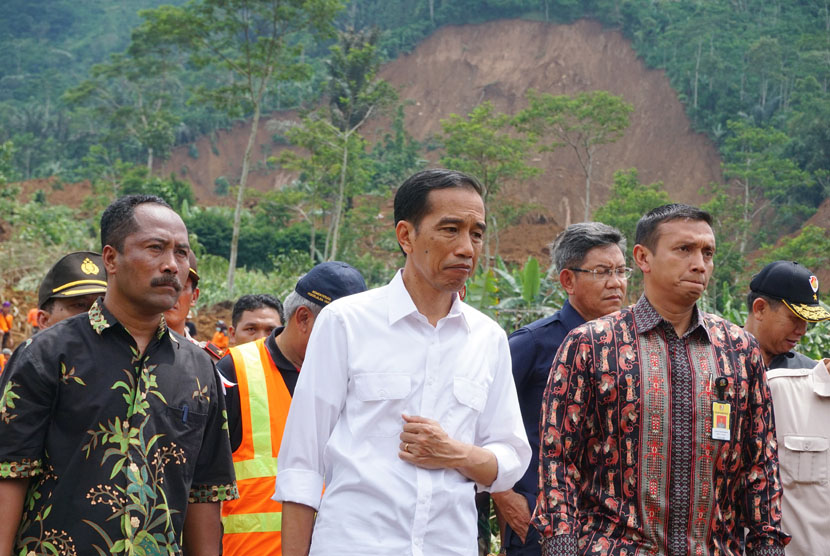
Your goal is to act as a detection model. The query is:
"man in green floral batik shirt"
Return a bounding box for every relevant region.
[0,194,238,556]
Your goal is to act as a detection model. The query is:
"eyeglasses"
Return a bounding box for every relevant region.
[568,267,633,281]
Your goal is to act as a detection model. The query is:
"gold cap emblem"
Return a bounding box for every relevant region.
[81,257,100,275]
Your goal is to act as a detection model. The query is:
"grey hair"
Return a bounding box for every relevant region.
[551,222,626,273]
[283,290,323,321]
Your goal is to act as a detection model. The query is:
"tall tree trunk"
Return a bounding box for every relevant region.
[309,219,317,261]
[740,168,750,255]
[226,101,261,294]
[147,147,154,175]
[329,137,350,261]
[693,39,702,109]
[584,151,594,221]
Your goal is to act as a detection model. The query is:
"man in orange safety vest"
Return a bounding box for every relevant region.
[216,261,366,556]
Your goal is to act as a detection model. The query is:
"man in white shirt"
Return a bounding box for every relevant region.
[743,260,830,556]
[274,169,531,556]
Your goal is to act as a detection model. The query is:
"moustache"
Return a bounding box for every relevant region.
[150,275,182,293]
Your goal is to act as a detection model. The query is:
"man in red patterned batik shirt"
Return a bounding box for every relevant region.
[533,204,790,556]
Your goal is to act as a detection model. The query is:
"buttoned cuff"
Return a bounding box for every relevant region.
[478,441,522,493]
[273,468,325,510]
[540,534,577,556]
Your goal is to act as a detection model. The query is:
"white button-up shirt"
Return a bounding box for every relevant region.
[274,270,530,556]
[767,358,830,556]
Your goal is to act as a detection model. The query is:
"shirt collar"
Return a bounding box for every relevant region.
[632,294,709,341]
[387,270,470,332]
[87,297,169,341]
[560,299,587,329]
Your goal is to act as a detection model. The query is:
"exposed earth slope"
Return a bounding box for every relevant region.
[158,18,724,260]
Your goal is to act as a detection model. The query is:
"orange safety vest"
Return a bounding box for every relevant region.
[221,338,292,556]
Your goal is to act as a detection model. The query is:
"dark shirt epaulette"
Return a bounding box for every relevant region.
[203,341,223,361]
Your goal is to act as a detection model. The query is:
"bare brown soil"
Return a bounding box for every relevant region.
[155,18,724,265]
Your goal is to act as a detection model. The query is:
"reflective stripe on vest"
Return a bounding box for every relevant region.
[233,341,279,481]
[221,338,292,549]
[223,511,282,534]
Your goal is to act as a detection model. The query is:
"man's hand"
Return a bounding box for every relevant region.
[491,489,532,544]
[398,414,497,485]
[398,414,468,469]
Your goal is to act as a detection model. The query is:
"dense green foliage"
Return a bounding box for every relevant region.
[1,0,828,346]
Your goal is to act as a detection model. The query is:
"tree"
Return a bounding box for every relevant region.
[140,0,343,293]
[439,101,540,266]
[757,225,830,270]
[278,112,376,261]
[322,28,397,260]
[593,168,671,299]
[278,27,396,262]
[515,90,632,221]
[593,168,670,251]
[63,21,184,173]
[722,119,815,252]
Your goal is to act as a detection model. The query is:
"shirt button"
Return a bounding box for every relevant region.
[379,389,387,397]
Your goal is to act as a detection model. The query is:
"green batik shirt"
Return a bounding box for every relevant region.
[0,299,238,555]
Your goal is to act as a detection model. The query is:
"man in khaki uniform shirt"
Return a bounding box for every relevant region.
[744,260,830,555]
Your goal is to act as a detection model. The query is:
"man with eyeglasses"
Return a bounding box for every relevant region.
[492,222,628,556]
[532,204,788,555]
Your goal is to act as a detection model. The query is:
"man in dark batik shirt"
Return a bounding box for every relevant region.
[0,195,237,556]
[533,204,789,556]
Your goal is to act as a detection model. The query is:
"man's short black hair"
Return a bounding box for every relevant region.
[634,203,713,252]
[393,169,483,230]
[231,294,285,328]
[746,290,783,313]
[100,194,172,252]
[41,298,56,314]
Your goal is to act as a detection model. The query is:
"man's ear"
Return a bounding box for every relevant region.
[36,309,51,330]
[559,269,577,296]
[228,326,236,344]
[632,244,651,274]
[190,287,200,307]
[751,297,768,319]
[294,306,313,334]
[396,220,416,256]
[102,244,118,275]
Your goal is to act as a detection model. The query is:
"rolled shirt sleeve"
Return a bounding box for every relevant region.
[188,360,239,503]
[0,344,55,478]
[273,307,349,510]
[475,331,531,493]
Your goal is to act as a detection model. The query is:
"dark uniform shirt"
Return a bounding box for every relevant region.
[769,350,815,370]
[216,326,299,452]
[505,299,585,553]
[0,299,238,556]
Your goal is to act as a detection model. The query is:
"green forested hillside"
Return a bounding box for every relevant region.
[2,1,828,199]
[1,0,829,321]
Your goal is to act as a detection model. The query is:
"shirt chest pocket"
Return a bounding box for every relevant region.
[780,435,829,485]
[348,373,412,437]
[443,377,488,444]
